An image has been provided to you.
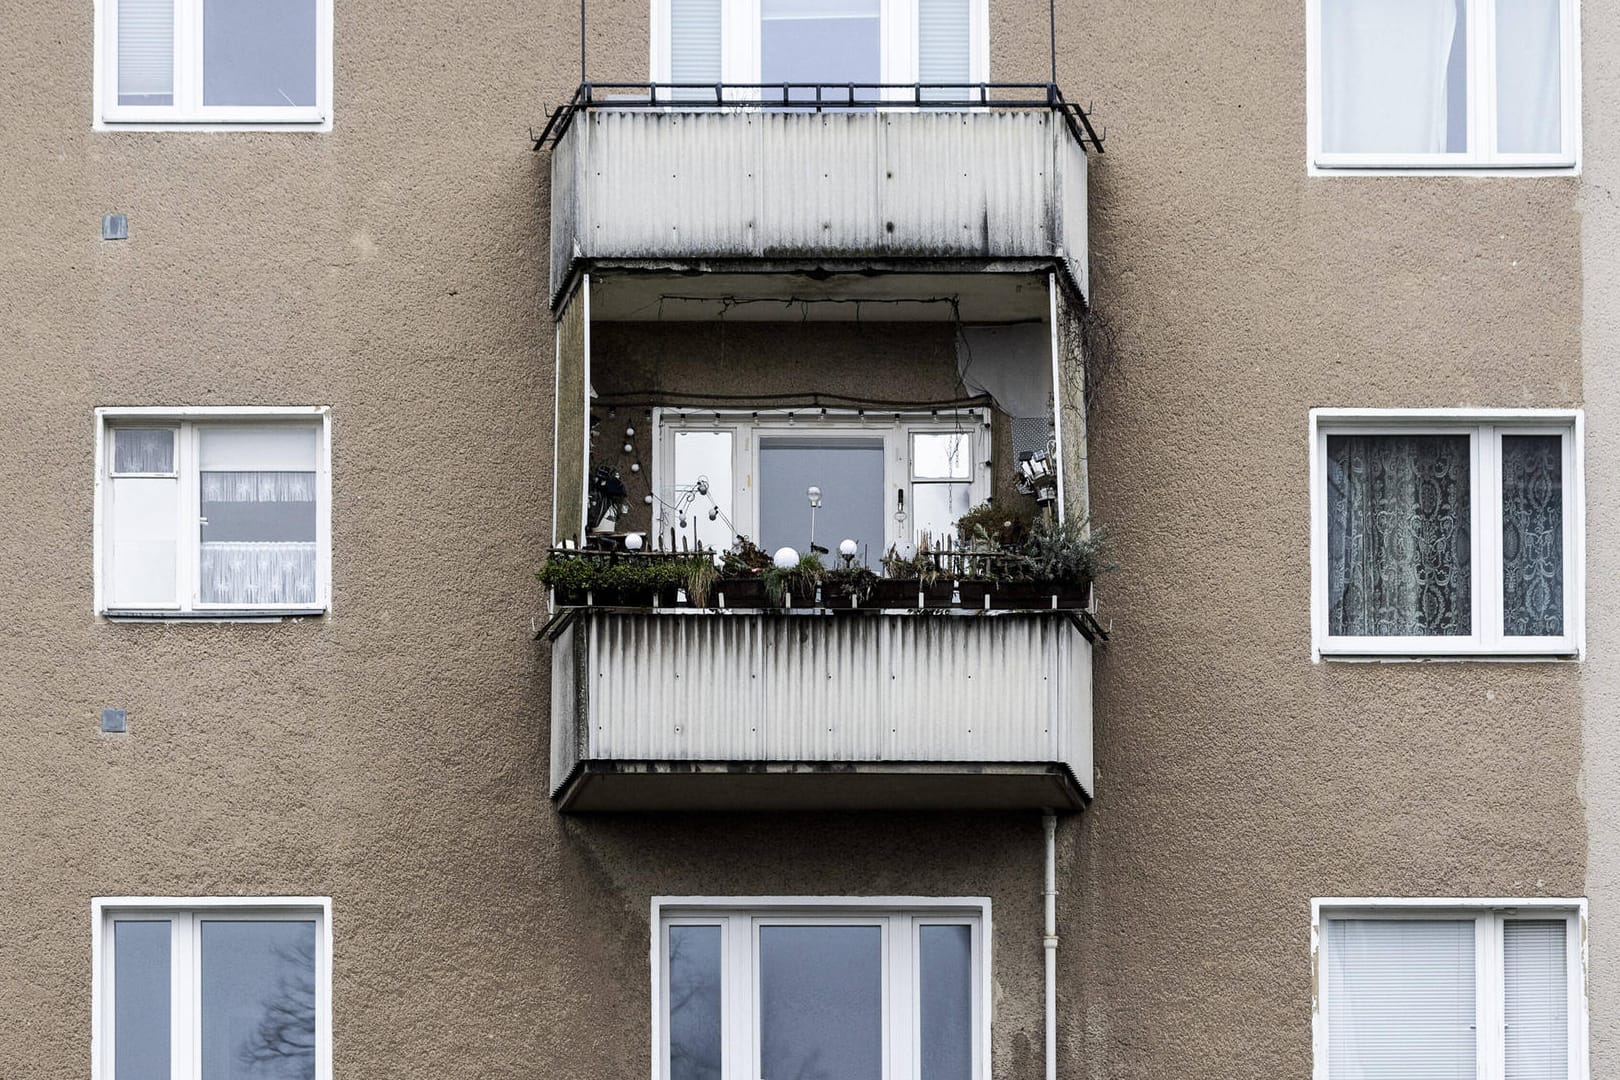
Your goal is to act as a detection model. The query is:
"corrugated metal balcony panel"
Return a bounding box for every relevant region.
[549,110,1087,304]
[570,613,1090,776]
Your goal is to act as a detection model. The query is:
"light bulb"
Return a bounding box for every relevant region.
[625,426,636,437]
[630,463,640,472]
[624,533,644,551]
[623,443,633,454]
[643,494,654,505]
[839,539,858,557]
[772,546,800,569]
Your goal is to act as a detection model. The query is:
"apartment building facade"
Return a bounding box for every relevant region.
[0,0,1613,1077]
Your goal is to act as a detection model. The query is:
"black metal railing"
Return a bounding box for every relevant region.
[532,81,1104,153]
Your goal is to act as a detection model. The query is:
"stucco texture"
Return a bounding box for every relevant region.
[0,0,1591,1079]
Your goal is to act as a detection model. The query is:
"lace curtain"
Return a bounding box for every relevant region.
[1502,435,1564,636]
[200,469,317,606]
[1327,434,1471,636]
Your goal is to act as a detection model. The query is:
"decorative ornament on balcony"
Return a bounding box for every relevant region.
[772,547,800,570]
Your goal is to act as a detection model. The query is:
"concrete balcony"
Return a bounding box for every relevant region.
[547,610,1095,812]
[542,86,1096,310]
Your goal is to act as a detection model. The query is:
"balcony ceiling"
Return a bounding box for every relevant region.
[587,269,1054,322]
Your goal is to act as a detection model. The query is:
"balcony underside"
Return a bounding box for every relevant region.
[555,759,1087,812]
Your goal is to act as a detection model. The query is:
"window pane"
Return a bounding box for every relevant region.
[1502,434,1564,637]
[1504,920,1569,1080]
[913,483,972,547]
[202,0,317,107]
[670,0,721,97]
[109,476,179,607]
[1326,918,1476,1080]
[1496,0,1562,154]
[760,438,885,565]
[920,925,973,1080]
[672,432,734,553]
[201,919,318,1080]
[117,0,174,106]
[761,0,881,102]
[199,427,318,605]
[113,429,176,475]
[113,920,171,1080]
[759,925,882,1080]
[1326,434,1471,637]
[913,433,972,479]
[919,0,971,100]
[668,926,723,1080]
[1320,0,1466,154]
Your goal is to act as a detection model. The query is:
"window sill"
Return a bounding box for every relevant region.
[101,608,328,623]
[93,119,333,134]
[1308,163,1579,179]
[1316,650,1580,664]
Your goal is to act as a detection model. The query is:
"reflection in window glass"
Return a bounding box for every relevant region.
[114,920,172,1080]
[1496,0,1562,154]
[672,432,734,553]
[913,483,972,546]
[759,925,883,1080]
[668,926,723,1080]
[203,0,317,107]
[761,0,880,102]
[913,432,972,479]
[200,920,318,1080]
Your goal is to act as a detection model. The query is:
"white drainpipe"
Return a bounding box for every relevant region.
[1043,811,1059,1080]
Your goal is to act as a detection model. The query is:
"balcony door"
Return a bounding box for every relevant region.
[758,435,885,563]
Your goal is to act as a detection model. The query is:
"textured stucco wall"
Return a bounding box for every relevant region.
[1583,0,1620,1071]
[0,0,1590,1079]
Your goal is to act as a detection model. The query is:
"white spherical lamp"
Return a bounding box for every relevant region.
[772,546,800,569]
[839,539,858,558]
[624,532,644,551]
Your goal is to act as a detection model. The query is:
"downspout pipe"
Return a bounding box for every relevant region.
[1043,811,1059,1080]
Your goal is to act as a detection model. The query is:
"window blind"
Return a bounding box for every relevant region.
[918,0,971,99]
[1504,920,1569,1080]
[1326,918,1476,1080]
[117,0,175,105]
[670,0,721,94]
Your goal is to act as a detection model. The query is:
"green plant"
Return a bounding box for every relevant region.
[881,533,941,585]
[1023,513,1114,587]
[955,502,1033,549]
[763,552,824,606]
[821,564,878,603]
[538,553,710,598]
[720,535,771,576]
[684,557,719,607]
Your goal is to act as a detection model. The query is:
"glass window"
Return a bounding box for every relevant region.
[761,0,881,102]
[759,437,885,564]
[97,902,329,1080]
[671,431,735,554]
[1312,0,1574,168]
[658,905,984,1080]
[101,414,329,615]
[1315,415,1578,656]
[1317,906,1582,1080]
[102,0,328,124]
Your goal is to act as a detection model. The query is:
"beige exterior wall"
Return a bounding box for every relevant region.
[1584,0,1620,1072]
[0,1,1593,1080]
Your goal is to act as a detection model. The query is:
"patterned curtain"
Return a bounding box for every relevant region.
[199,469,317,606]
[1502,435,1564,636]
[1327,434,1471,636]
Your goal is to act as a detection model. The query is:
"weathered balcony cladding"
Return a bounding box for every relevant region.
[550,611,1094,811]
[548,109,1089,309]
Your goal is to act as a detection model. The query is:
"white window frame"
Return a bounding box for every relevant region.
[1311,897,1588,1080]
[91,896,334,1080]
[652,407,991,553]
[93,0,334,131]
[93,406,333,617]
[648,0,989,96]
[1309,408,1584,660]
[1305,0,1580,175]
[652,896,991,1080]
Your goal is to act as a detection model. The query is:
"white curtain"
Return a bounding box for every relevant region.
[671,0,721,96]
[919,0,971,100]
[1326,918,1476,1080]
[1504,921,1569,1080]
[1321,0,1459,154]
[201,542,317,605]
[1496,0,1562,153]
